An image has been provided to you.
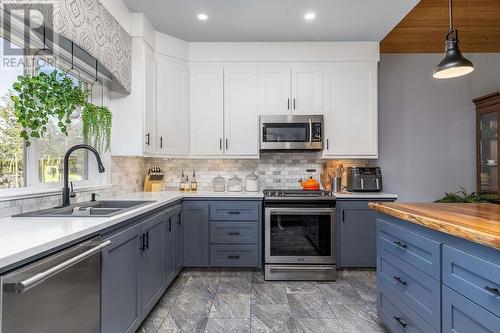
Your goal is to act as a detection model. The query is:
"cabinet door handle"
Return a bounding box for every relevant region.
[160,136,163,149]
[146,133,150,146]
[393,316,408,328]
[219,138,222,150]
[342,210,345,222]
[178,212,182,225]
[225,138,228,150]
[145,231,149,250]
[228,211,241,215]
[393,276,408,286]
[393,241,408,249]
[485,286,500,296]
[140,234,145,252]
[293,98,296,110]
[168,218,172,232]
[287,98,290,110]
[326,139,329,150]
[228,232,240,236]
[228,255,240,259]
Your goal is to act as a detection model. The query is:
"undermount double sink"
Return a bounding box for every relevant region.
[16,200,155,217]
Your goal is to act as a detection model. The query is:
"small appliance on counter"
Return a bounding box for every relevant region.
[144,166,164,192]
[346,167,383,192]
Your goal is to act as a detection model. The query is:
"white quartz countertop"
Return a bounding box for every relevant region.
[332,192,398,200]
[0,190,262,274]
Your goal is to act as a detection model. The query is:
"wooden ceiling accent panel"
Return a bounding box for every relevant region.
[381,0,500,53]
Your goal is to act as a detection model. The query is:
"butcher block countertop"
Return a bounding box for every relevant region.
[369,202,500,250]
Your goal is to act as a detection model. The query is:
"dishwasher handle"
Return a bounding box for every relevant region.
[4,240,111,294]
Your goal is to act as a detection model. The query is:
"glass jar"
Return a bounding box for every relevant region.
[228,175,242,192]
[245,171,259,192]
[213,175,226,192]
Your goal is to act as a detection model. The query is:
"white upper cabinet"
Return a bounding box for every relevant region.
[143,46,157,154]
[323,63,378,158]
[291,64,323,115]
[258,63,323,115]
[224,64,259,156]
[189,63,224,156]
[259,64,291,115]
[156,55,189,156]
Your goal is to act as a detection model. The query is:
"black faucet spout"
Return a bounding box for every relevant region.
[62,144,105,206]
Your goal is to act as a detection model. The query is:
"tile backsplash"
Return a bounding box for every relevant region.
[0,153,375,217]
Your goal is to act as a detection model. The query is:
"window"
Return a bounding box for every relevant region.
[0,36,96,191]
[0,37,24,189]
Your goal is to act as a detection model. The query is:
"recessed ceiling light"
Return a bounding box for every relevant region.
[197,13,208,21]
[304,12,316,21]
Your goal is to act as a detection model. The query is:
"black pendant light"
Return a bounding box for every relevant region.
[433,0,474,79]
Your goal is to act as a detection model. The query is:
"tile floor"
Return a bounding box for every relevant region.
[137,268,388,333]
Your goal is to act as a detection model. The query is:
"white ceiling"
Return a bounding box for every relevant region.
[122,0,420,42]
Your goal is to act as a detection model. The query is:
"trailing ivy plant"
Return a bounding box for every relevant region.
[81,102,112,153]
[10,70,88,145]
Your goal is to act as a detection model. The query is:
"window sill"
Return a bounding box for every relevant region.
[0,184,113,202]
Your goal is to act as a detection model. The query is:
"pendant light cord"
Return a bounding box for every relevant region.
[449,0,453,30]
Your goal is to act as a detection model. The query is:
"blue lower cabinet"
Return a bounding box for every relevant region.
[210,244,258,267]
[101,224,142,333]
[378,284,438,333]
[377,219,441,280]
[210,221,259,244]
[183,202,210,267]
[442,285,500,333]
[443,245,500,317]
[378,248,440,330]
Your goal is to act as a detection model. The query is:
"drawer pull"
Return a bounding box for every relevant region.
[228,232,240,236]
[393,241,408,249]
[228,255,240,259]
[228,211,241,215]
[394,316,408,328]
[393,276,408,286]
[485,286,500,296]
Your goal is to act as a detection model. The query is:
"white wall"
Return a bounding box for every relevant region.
[378,53,500,202]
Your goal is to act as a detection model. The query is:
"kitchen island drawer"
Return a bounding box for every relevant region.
[210,221,258,244]
[378,284,437,333]
[443,285,500,333]
[378,248,440,330]
[210,244,258,267]
[377,219,441,280]
[443,245,500,316]
[210,202,259,221]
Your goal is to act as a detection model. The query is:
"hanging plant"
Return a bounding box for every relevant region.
[81,102,112,152]
[10,70,88,145]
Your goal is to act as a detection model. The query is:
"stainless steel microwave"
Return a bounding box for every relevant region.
[260,115,323,150]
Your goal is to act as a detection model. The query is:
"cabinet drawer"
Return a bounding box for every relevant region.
[210,244,258,267]
[210,202,259,221]
[378,284,437,333]
[377,219,441,280]
[210,221,258,244]
[378,248,440,330]
[443,285,500,333]
[443,245,500,316]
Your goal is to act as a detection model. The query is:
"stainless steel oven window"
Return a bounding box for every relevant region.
[265,207,335,264]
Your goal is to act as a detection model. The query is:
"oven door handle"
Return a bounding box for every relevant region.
[268,208,334,215]
[270,266,335,271]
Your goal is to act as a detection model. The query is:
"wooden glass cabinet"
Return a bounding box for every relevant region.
[474,92,500,193]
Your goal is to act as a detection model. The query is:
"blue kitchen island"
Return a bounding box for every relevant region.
[370,202,500,333]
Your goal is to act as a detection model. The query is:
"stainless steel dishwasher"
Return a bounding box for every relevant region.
[1,237,111,333]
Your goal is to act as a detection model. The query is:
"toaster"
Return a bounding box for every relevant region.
[346,167,383,192]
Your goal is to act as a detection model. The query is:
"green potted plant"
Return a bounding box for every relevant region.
[10,70,88,146]
[435,186,500,204]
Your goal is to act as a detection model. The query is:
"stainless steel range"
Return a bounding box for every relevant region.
[263,189,336,281]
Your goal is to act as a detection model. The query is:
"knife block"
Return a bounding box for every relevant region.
[143,172,164,192]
